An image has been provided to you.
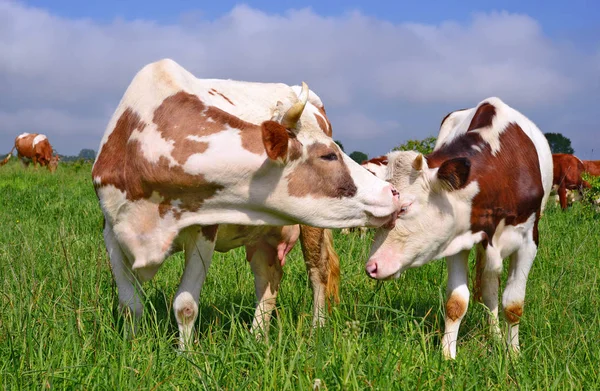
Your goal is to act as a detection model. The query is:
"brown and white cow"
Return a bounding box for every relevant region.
[92,59,399,346]
[1,133,60,172]
[551,154,591,210]
[365,97,553,359]
[583,160,600,177]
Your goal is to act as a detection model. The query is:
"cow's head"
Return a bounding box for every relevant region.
[257,83,400,228]
[365,151,476,279]
[48,155,60,173]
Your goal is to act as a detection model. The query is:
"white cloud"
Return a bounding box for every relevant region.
[0,1,598,157]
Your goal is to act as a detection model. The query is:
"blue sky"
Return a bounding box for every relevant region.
[2,0,599,158]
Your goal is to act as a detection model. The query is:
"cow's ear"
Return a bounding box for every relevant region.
[261,120,289,161]
[435,157,470,191]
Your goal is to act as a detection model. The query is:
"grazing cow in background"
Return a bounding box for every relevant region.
[583,160,600,177]
[552,154,590,210]
[93,59,400,347]
[365,97,553,359]
[1,133,60,172]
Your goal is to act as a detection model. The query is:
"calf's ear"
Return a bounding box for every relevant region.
[435,157,471,191]
[261,120,289,161]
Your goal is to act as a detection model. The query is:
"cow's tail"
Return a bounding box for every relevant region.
[0,145,16,166]
[473,245,485,303]
[322,228,341,307]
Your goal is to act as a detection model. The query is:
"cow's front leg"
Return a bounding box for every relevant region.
[503,236,537,354]
[174,225,217,349]
[442,250,470,359]
[247,241,283,337]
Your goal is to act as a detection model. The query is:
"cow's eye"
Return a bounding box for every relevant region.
[320,153,338,161]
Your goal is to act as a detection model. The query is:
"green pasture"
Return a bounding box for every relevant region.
[1,162,599,390]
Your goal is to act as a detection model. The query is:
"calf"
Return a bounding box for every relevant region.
[365,97,553,358]
[552,154,590,210]
[93,59,399,346]
[1,133,60,172]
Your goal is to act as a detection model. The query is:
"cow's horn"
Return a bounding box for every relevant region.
[281,82,309,129]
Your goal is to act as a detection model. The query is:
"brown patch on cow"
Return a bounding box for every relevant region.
[445,294,467,321]
[201,225,218,241]
[427,122,544,245]
[261,121,289,160]
[504,303,523,324]
[93,106,224,218]
[315,106,332,137]
[363,155,388,166]
[553,154,589,210]
[208,91,215,96]
[92,108,148,190]
[210,88,235,106]
[287,142,357,198]
[152,91,261,164]
[467,103,496,132]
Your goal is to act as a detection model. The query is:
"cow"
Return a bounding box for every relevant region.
[551,154,590,210]
[92,59,400,347]
[1,133,60,172]
[583,160,600,177]
[365,97,553,359]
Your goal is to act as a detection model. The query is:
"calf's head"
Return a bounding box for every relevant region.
[366,151,475,279]
[259,83,400,228]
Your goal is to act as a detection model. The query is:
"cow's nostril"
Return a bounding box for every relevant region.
[391,188,399,197]
[366,262,378,277]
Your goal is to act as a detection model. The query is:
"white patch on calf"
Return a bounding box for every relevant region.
[17,132,30,139]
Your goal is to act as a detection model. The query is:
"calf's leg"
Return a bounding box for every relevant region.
[247,240,283,336]
[442,250,470,359]
[502,237,537,353]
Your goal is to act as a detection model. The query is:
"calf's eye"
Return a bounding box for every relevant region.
[320,153,338,161]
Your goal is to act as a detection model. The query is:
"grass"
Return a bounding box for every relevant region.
[1,161,599,390]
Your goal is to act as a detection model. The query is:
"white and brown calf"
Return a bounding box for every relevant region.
[366,97,553,359]
[93,59,398,346]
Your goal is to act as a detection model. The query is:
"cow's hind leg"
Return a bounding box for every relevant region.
[442,250,470,359]
[502,236,537,353]
[104,222,144,335]
[248,240,283,336]
[480,245,503,337]
[299,226,340,328]
[174,225,217,349]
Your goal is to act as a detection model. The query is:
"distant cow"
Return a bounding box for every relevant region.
[552,154,590,210]
[365,97,553,359]
[583,160,600,177]
[1,133,60,172]
[93,59,400,347]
